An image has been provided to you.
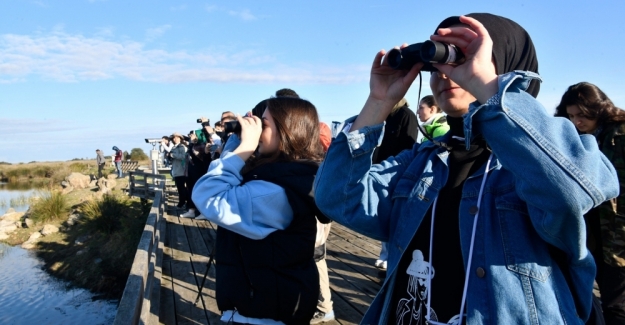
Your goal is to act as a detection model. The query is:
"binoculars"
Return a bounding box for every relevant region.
[387,40,465,71]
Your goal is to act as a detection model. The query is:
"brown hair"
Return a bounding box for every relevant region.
[243,97,324,173]
[555,82,625,126]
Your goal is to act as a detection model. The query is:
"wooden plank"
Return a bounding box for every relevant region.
[326,253,381,300]
[330,223,383,257]
[159,259,177,325]
[326,236,384,286]
[167,216,209,324]
[328,272,365,325]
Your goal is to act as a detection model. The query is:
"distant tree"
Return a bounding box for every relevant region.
[129,148,149,161]
[0,162,11,165]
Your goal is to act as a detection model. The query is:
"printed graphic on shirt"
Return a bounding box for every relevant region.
[395,250,463,325]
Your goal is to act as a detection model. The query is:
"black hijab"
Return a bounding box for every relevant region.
[435,13,540,98]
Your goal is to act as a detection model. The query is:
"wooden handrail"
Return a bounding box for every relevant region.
[113,174,166,325]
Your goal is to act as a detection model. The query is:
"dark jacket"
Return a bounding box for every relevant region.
[215,161,324,324]
[372,104,419,164]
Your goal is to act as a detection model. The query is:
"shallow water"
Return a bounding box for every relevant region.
[0,242,118,325]
[0,184,118,324]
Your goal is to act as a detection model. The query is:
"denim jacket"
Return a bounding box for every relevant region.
[314,71,619,325]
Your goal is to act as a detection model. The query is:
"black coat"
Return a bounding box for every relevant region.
[372,104,419,164]
[215,161,324,325]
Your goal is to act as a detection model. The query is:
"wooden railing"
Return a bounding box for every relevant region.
[128,171,167,200]
[113,174,166,325]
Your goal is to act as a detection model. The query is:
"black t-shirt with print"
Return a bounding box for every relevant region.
[388,130,491,325]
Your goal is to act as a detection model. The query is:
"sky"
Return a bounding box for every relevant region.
[0,0,624,163]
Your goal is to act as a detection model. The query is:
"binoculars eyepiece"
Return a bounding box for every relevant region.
[223,121,241,134]
[387,40,465,71]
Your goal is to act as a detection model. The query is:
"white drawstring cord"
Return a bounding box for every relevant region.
[426,153,493,325]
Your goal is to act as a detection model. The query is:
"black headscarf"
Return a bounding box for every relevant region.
[435,13,540,98]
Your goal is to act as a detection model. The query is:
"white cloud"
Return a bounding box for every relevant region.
[204,5,217,12]
[228,9,256,21]
[0,31,367,84]
[145,25,171,42]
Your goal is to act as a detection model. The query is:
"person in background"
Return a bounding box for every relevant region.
[181,140,211,219]
[275,88,299,98]
[160,136,173,167]
[112,146,123,178]
[169,133,188,210]
[310,121,335,325]
[371,98,419,271]
[192,97,327,324]
[417,95,450,142]
[314,13,618,325]
[96,149,106,179]
[556,82,625,325]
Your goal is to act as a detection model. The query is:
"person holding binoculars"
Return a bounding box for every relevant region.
[192,96,329,324]
[314,13,618,325]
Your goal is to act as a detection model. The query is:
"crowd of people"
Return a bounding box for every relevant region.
[155,12,624,325]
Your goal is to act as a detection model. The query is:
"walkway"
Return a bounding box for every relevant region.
[158,208,385,325]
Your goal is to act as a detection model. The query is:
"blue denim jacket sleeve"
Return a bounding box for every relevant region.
[465,71,619,260]
[314,118,421,240]
[192,151,294,240]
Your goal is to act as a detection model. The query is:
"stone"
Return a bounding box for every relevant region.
[5,208,15,214]
[21,231,42,249]
[61,186,74,195]
[94,258,102,264]
[89,180,97,187]
[65,172,91,189]
[0,232,8,240]
[2,211,25,222]
[61,181,70,188]
[28,232,42,241]
[107,174,117,180]
[97,178,117,194]
[40,224,59,236]
[66,214,80,226]
[0,223,17,233]
[22,218,34,228]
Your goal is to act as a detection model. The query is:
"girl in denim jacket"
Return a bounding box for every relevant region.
[314,14,618,325]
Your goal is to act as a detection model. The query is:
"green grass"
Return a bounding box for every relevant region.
[35,192,151,298]
[29,190,70,223]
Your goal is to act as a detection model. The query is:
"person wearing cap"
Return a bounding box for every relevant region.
[169,133,188,210]
[112,146,123,178]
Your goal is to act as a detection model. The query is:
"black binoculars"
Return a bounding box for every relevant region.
[387,40,465,71]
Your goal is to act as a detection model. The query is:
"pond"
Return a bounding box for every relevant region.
[0,184,118,324]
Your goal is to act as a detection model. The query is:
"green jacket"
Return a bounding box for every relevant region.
[420,114,450,142]
[597,122,625,267]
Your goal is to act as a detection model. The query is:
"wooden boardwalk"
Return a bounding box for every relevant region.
[158,207,386,325]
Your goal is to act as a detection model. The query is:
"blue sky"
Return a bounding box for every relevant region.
[1,0,623,163]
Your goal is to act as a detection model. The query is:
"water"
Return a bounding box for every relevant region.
[0,183,36,217]
[0,184,118,324]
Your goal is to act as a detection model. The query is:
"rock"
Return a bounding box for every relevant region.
[61,186,74,195]
[6,208,15,214]
[65,172,91,189]
[107,174,117,180]
[21,231,42,249]
[2,211,25,222]
[28,231,42,240]
[89,180,97,187]
[97,178,117,194]
[22,218,34,228]
[76,248,88,256]
[0,223,17,233]
[40,224,59,236]
[0,232,8,240]
[94,258,102,264]
[61,181,70,188]
[66,214,80,226]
